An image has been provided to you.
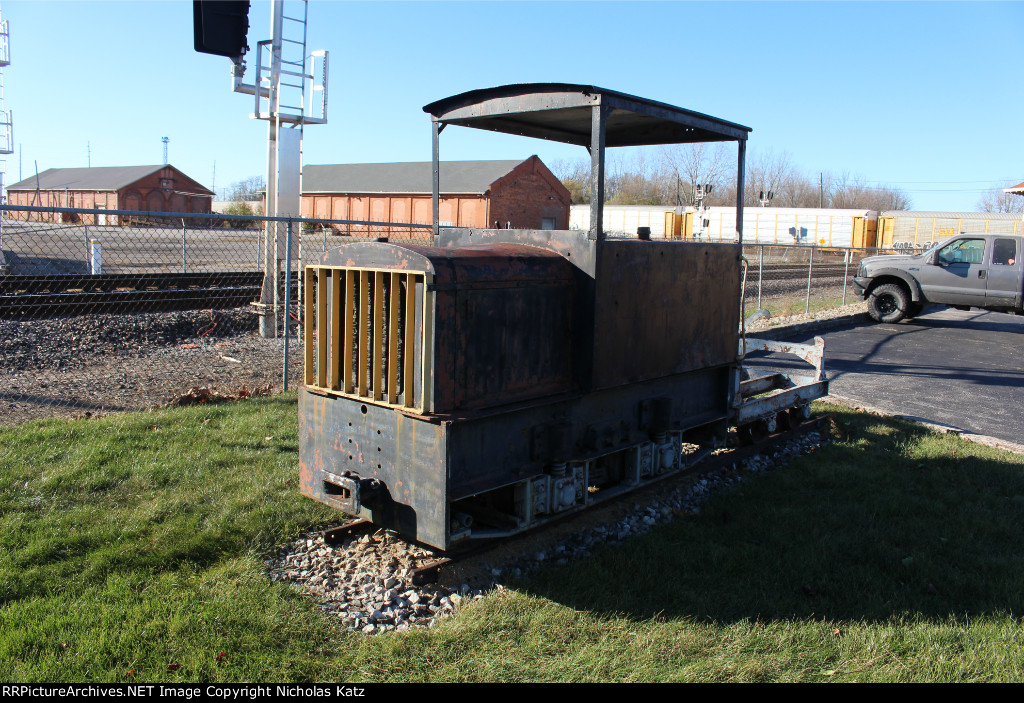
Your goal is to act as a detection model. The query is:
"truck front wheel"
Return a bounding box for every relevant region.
[868,283,911,322]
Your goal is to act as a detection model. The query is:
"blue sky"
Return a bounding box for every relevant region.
[1,0,1022,210]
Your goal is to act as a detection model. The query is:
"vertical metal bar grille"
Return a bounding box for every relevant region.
[304,265,431,413]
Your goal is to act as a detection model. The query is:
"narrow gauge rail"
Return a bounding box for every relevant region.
[321,413,835,585]
[0,271,296,317]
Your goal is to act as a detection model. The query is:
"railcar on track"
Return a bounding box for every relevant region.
[298,84,828,550]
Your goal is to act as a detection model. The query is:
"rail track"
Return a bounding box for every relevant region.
[321,413,835,586]
[0,272,298,317]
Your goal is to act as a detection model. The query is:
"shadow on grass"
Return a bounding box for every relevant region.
[519,408,1024,625]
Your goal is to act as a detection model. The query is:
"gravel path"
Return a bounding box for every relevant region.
[746,301,867,332]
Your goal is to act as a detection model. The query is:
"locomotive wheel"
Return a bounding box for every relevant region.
[777,409,798,431]
[750,420,771,443]
[736,420,771,446]
[736,423,755,446]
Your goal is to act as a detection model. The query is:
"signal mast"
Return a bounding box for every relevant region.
[194,0,328,338]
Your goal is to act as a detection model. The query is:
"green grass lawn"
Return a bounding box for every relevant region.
[2,397,1023,682]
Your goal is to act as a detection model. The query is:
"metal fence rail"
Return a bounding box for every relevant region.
[1,205,879,426]
[742,244,878,318]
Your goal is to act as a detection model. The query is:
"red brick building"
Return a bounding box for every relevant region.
[6,165,214,224]
[301,156,570,230]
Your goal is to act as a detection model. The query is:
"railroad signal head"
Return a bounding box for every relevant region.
[193,0,251,61]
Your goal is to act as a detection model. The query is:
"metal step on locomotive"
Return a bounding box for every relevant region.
[298,84,829,551]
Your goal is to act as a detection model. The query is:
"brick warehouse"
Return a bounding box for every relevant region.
[301,156,570,231]
[6,164,214,224]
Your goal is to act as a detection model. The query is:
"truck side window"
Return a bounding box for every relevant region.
[937,239,985,265]
[993,238,1017,266]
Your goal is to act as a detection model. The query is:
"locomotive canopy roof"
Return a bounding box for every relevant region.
[424,83,751,240]
[422,83,751,147]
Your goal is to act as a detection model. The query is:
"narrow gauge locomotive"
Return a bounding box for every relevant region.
[298,85,828,551]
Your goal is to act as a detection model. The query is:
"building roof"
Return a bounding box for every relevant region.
[6,165,212,193]
[1004,181,1024,195]
[302,159,531,195]
[422,83,752,147]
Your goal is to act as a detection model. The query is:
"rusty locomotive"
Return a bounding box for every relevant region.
[298,85,828,550]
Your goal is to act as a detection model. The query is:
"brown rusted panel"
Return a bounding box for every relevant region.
[453,281,572,409]
[437,228,598,391]
[592,241,740,389]
[318,240,578,413]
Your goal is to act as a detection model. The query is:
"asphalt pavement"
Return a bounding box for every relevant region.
[749,306,1024,448]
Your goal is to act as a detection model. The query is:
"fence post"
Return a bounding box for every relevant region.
[842,249,851,306]
[282,219,293,392]
[804,245,815,314]
[90,238,102,275]
[757,245,763,311]
[297,221,303,336]
[181,219,187,274]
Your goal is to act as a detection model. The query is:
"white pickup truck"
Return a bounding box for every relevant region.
[853,233,1024,322]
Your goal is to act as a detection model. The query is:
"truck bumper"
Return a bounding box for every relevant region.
[852,277,870,299]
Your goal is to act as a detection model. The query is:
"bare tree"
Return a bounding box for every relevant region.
[660,143,731,206]
[739,150,803,207]
[977,184,1024,214]
[550,149,912,211]
[226,175,266,203]
[865,185,912,211]
[827,172,872,209]
[606,150,668,205]
[824,172,911,211]
[549,158,591,204]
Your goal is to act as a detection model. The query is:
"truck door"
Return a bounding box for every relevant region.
[985,237,1022,309]
[916,237,988,306]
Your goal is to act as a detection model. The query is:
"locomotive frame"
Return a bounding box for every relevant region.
[298,84,828,550]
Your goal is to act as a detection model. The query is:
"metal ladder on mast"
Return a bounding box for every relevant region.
[253,0,327,126]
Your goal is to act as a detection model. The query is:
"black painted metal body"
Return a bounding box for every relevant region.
[299,228,742,549]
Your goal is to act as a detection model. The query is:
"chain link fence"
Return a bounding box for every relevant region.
[742,244,879,320]
[0,205,430,426]
[2,205,888,427]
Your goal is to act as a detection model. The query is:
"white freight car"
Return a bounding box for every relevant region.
[701,207,878,248]
[877,211,1023,251]
[571,205,878,248]
[569,204,675,238]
